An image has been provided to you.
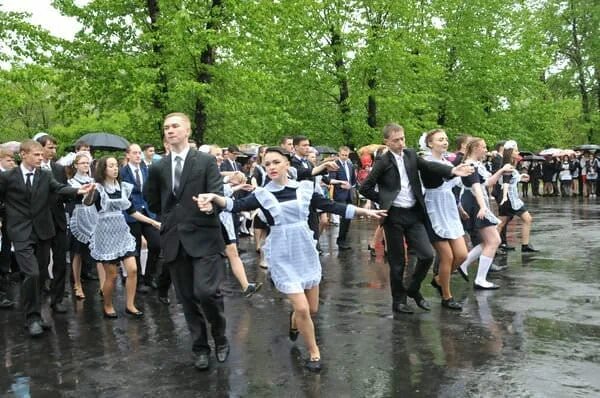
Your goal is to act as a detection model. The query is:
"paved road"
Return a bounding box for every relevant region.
[1,197,599,397]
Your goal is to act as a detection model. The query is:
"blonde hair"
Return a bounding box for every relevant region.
[465,137,485,159]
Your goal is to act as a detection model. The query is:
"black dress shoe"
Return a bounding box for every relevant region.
[305,357,322,372]
[194,353,210,370]
[408,293,431,311]
[473,282,500,290]
[0,296,15,309]
[441,297,462,310]
[215,343,230,363]
[337,242,352,250]
[103,310,118,319]
[430,279,442,297]
[125,308,144,317]
[158,294,170,305]
[521,244,539,253]
[289,311,299,341]
[51,302,68,314]
[27,321,44,337]
[242,282,263,298]
[40,319,52,330]
[367,244,376,257]
[392,302,414,314]
[500,243,515,251]
[457,266,469,282]
[81,273,99,281]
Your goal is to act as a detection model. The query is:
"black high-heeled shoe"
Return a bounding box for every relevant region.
[367,244,376,257]
[305,357,322,372]
[125,308,144,318]
[103,309,118,319]
[430,279,442,297]
[289,311,299,341]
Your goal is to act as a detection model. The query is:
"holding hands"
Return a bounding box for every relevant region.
[452,163,475,177]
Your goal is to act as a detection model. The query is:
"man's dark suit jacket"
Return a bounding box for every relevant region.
[144,150,225,263]
[0,167,79,242]
[48,162,68,232]
[329,159,356,203]
[359,148,454,211]
[120,163,156,223]
[219,159,241,173]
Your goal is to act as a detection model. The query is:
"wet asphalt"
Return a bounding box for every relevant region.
[1,196,599,397]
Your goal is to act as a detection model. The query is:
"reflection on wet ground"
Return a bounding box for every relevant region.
[1,197,599,397]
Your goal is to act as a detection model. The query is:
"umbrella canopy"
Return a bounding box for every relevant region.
[522,154,545,161]
[314,145,337,155]
[78,132,130,151]
[538,148,561,156]
[0,141,21,152]
[574,144,600,152]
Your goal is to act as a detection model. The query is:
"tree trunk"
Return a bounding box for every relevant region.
[193,0,222,144]
[367,75,377,128]
[330,27,351,145]
[146,0,168,136]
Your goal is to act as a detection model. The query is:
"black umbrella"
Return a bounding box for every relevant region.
[574,144,600,152]
[314,145,337,155]
[77,132,130,150]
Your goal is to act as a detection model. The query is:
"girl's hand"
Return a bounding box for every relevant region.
[476,208,486,220]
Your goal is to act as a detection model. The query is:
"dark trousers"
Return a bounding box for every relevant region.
[49,228,68,306]
[13,236,51,322]
[0,221,13,275]
[383,206,434,304]
[308,207,319,241]
[156,258,172,297]
[336,200,352,244]
[128,220,160,284]
[168,247,227,354]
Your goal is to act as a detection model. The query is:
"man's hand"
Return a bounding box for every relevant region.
[451,164,475,177]
[321,161,339,172]
[78,183,95,195]
[339,181,351,190]
[193,193,215,213]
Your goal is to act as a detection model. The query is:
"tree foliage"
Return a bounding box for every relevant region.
[0,0,598,152]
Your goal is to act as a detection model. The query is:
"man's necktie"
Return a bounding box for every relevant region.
[25,172,33,198]
[231,159,237,171]
[135,168,142,189]
[173,156,183,193]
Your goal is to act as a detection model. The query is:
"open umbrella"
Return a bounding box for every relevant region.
[522,154,545,161]
[78,132,130,151]
[538,148,561,157]
[314,145,337,155]
[574,144,600,152]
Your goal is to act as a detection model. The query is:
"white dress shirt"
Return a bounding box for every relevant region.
[128,163,144,187]
[171,146,191,188]
[20,163,36,184]
[41,160,52,171]
[391,151,416,208]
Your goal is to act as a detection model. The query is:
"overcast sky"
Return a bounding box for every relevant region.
[1,0,82,40]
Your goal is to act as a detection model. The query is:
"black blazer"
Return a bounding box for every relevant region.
[219,159,241,173]
[0,167,79,242]
[48,162,68,232]
[359,149,453,211]
[144,150,225,263]
[329,159,356,202]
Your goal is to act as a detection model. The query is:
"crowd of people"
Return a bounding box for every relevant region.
[0,113,570,374]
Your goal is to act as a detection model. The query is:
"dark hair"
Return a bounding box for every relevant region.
[75,139,89,151]
[265,146,292,161]
[279,136,293,145]
[454,134,471,151]
[37,135,58,147]
[141,144,154,151]
[465,137,485,159]
[494,141,506,152]
[293,135,309,147]
[94,156,120,185]
[502,148,516,166]
[382,123,403,139]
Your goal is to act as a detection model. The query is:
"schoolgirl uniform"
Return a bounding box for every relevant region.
[499,169,527,217]
[460,162,500,232]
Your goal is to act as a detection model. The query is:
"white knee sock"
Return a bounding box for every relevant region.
[475,255,494,287]
[459,244,483,276]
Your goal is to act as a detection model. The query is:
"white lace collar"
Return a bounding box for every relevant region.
[265,179,300,192]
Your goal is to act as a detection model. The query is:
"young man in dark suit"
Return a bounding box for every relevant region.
[37,134,70,313]
[329,146,357,250]
[0,140,93,337]
[0,148,17,308]
[122,143,161,293]
[359,123,473,316]
[144,113,229,370]
[219,145,242,172]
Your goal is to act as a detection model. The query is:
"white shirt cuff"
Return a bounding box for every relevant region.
[345,204,356,219]
[225,197,234,211]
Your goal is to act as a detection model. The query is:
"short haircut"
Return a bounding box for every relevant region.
[20,139,43,154]
[164,112,191,127]
[494,140,506,152]
[36,135,58,147]
[293,135,309,146]
[126,143,141,153]
[0,148,14,158]
[339,146,351,153]
[279,136,293,145]
[141,144,154,151]
[382,123,403,139]
[75,139,89,151]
